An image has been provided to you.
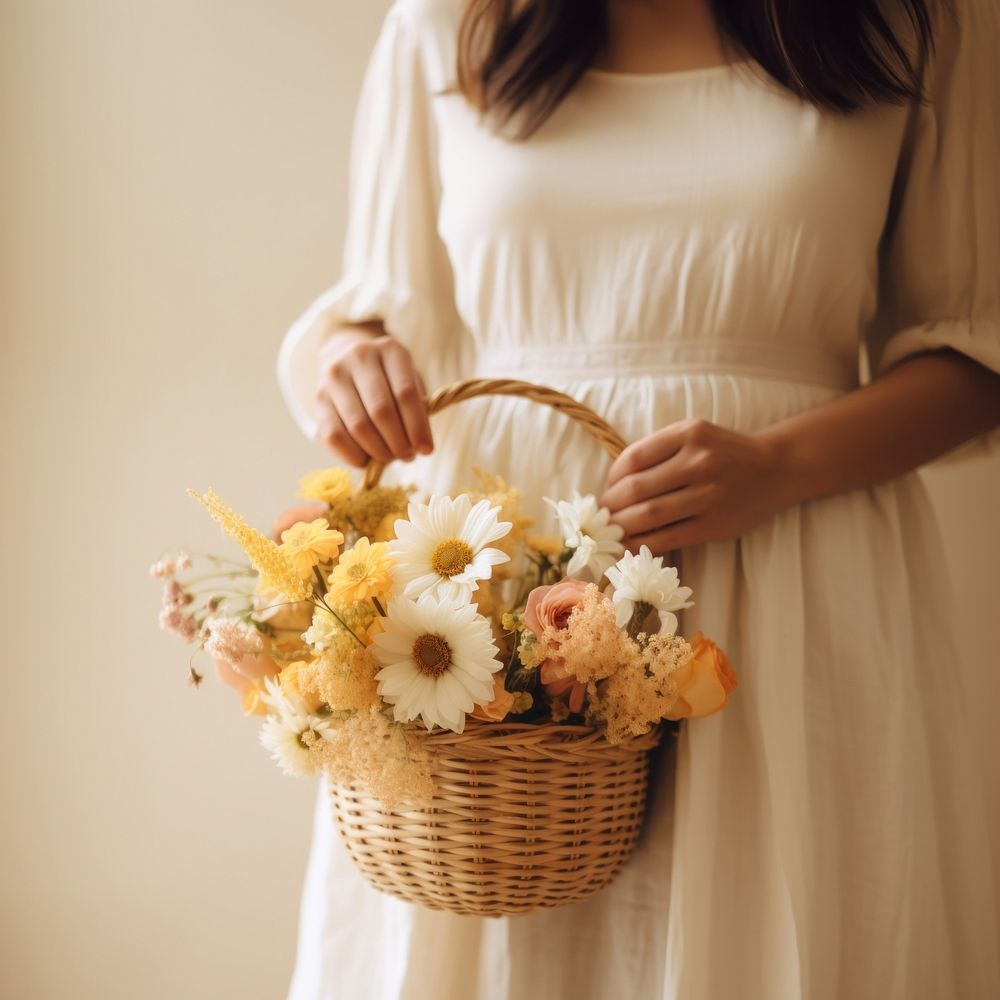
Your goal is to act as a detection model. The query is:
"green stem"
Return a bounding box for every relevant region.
[313,592,366,648]
[181,569,254,586]
[626,601,655,640]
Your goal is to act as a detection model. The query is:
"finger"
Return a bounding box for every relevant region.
[317,402,370,467]
[626,517,704,555]
[350,360,415,460]
[606,423,689,485]
[611,484,710,537]
[381,344,434,456]
[600,460,688,514]
[324,383,392,466]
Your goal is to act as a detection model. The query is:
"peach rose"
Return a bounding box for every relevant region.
[523,577,590,635]
[539,660,586,714]
[271,502,329,543]
[666,632,737,721]
[524,578,592,713]
[213,651,280,716]
[469,674,516,722]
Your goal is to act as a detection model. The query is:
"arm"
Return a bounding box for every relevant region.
[761,348,1000,507]
[600,350,1000,554]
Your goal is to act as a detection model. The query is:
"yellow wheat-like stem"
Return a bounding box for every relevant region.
[188,488,313,602]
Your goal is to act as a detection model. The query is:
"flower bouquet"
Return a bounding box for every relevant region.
[154,379,736,915]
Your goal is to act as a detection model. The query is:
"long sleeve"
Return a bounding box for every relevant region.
[277,2,469,441]
[863,0,1000,464]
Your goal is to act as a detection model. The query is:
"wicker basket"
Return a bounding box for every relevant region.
[332,378,663,917]
[332,722,661,916]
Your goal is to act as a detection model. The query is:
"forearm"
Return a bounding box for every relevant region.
[312,307,385,347]
[756,349,1000,507]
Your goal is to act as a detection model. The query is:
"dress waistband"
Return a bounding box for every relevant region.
[472,338,858,390]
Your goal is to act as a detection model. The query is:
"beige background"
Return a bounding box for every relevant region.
[2,2,997,998]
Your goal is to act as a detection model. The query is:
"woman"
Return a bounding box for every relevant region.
[277,0,1000,997]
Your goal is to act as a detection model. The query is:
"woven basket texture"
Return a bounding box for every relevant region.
[330,722,662,916]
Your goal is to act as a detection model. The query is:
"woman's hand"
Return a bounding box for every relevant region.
[599,418,790,554]
[315,322,434,467]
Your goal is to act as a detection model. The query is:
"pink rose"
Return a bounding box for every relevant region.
[523,577,591,635]
[524,578,591,714]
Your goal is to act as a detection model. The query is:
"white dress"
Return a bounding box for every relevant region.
[276,1,1000,997]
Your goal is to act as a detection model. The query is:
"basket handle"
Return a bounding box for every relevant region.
[362,377,628,490]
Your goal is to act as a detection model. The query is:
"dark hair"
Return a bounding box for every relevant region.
[456,0,942,138]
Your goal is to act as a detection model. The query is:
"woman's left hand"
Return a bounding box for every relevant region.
[599,418,792,555]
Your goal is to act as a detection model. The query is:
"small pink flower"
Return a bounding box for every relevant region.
[149,557,176,580]
[204,617,264,665]
[158,606,198,642]
[159,579,197,640]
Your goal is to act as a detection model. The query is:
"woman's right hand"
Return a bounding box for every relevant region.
[314,321,434,467]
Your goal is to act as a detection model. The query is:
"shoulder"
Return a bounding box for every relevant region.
[389,0,464,28]
[384,0,463,88]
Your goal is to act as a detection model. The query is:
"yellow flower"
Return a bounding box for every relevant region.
[328,484,411,539]
[242,681,270,717]
[373,511,401,542]
[465,468,534,557]
[298,467,354,505]
[278,660,327,713]
[326,537,394,603]
[188,488,311,601]
[316,646,380,713]
[525,534,565,559]
[511,691,533,714]
[279,518,344,575]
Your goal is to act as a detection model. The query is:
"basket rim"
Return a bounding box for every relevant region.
[400,718,664,752]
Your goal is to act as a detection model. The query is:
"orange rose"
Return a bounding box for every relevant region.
[469,674,516,722]
[666,631,737,720]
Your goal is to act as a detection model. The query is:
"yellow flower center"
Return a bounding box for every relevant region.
[347,562,368,580]
[430,538,474,577]
[412,634,452,677]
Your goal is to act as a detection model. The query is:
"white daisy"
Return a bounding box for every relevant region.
[370,592,501,733]
[258,678,332,776]
[544,490,625,580]
[389,495,512,601]
[605,544,695,634]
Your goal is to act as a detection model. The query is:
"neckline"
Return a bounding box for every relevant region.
[584,57,755,83]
